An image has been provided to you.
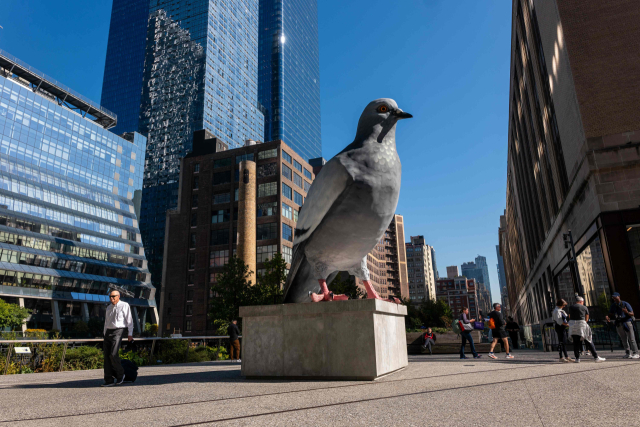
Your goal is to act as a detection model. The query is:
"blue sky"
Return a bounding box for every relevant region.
[0,1,511,302]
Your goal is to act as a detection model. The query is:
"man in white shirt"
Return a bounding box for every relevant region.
[102,290,133,387]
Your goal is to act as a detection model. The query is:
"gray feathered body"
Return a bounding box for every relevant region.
[283,110,402,303]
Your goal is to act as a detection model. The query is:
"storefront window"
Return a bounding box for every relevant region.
[555,264,575,306]
[576,236,611,308]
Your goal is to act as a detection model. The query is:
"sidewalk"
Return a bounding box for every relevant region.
[1,350,638,426]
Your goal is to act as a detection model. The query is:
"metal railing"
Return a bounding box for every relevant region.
[1,336,241,375]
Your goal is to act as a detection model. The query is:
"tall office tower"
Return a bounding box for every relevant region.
[102,0,265,292]
[474,255,492,301]
[501,0,640,327]
[430,246,439,279]
[355,215,409,300]
[258,0,322,161]
[0,51,154,332]
[100,0,150,136]
[446,266,459,279]
[461,256,492,302]
[406,236,436,301]
[496,244,509,312]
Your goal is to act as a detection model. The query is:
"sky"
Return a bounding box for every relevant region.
[0,1,511,302]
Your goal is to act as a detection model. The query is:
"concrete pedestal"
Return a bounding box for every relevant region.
[239,299,408,380]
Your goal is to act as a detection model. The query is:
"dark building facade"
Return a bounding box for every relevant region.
[160,137,315,335]
[258,0,322,161]
[501,0,640,332]
[436,277,479,320]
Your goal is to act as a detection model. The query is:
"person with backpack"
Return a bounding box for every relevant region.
[552,299,574,362]
[422,328,437,355]
[488,303,514,359]
[459,307,482,359]
[605,292,639,359]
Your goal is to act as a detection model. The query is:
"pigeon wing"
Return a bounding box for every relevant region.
[293,156,352,246]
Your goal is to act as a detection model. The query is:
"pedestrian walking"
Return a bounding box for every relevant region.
[488,303,514,359]
[552,299,574,362]
[605,292,639,359]
[459,308,482,359]
[505,317,520,351]
[568,296,605,363]
[228,319,241,362]
[101,290,133,387]
[422,328,437,355]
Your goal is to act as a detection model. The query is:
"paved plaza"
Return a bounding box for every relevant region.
[1,350,638,426]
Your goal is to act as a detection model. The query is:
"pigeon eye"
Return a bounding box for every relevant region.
[378,105,389,113]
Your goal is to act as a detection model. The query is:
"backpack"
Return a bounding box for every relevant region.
[487,317,496,330]
[121,359,138,383]
[452,320,461,334]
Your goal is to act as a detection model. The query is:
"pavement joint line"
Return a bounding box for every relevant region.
[167,363,640,426]
[2,360,636,424]
[522,378,546,427]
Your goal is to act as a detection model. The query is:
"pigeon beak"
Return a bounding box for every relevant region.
[392,108,413,119]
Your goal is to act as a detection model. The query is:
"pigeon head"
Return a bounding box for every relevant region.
[355,98,412,143]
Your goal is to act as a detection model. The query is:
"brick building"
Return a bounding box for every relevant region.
[160,132,316,335]
[356,214,409,300]
[500,0,640,329]
[436,277,479,320]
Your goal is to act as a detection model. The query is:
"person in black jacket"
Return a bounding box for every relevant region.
[227,320,241,362]
[505,317,520,351]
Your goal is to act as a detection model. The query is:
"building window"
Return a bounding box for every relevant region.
[282,245,292,264]
[282,203,292,220]
[257,162,277,178]
[257,223,277,240]
[258,182,277,197]
[194,163,200,173]
[304,181,311,192]
[213,171,231,185]
[235,188,239,201]
[188,253,196,270]
[210,228,229,245]
[293,191,303,206]
[236,153,254,164]
[282,151,292,164]
[210,249,229,267]
[190,233,196,248]
[258,149,277,160]
[283,223,293,242]
[214,157,232,168]
[293,159,302,172]
[257,201,277,217]
[185,305,193,315]
[192,177,199,190]
[185,320,192,331]
[191,194,198,209]
[209,272,218,284]
[293,209,299,222]
[282,164,292,180]
[213,193,230,205]
[304,169,312,179]
[257,244,278,262]
[188,274,194,285]
[211,209,230,224]
[282,183,292,200]
[293,173,303,188]
[191,213,198,227]
[187,290,194,301]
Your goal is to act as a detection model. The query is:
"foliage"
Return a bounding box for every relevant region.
[157,339,189,364]
[0,298,32,331]
[403,298,453,330]
[204,345,229,361]
[120,349,148,366]
[598,291,611,316]
[254,253,287,304]
[143,323,158,337]
[72,321,90,335]
[328,272,365,299]
[64,346,103,371]
[213,319,230,336]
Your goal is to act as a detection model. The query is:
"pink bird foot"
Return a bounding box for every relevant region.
[363,280,401,304]
[310,279,349,302]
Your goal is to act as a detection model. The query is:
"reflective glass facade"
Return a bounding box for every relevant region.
[0,69,154,331]
[258,0,321,161]
[100,0,150,135]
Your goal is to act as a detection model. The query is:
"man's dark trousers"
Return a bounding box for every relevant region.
[104,328,125,382]
[572,335,598,360]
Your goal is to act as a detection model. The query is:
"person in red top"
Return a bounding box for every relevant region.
[422,328,437,355]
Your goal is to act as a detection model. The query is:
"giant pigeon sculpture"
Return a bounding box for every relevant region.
[283,98,412,303]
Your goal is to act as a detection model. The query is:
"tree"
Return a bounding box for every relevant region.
[209,256,253,325]
[401,298,453,329]
[327,272,365,299]
[0,298,31,331]
[254,253,287,305]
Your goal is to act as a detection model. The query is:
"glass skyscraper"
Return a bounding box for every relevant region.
[0,50,154,332]
[258,0,321,161]
[101,0,265,290]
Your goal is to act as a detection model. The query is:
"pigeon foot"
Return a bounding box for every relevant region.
[363,280,401,304]
[309,280,349,302]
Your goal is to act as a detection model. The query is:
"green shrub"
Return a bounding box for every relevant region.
[205,345,229,361]
[187,350,209,363]
[157,339,188,364]
[63,346,103,371]
[119,349,147,366]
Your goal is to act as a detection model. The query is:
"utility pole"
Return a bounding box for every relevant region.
[563,230,585,298]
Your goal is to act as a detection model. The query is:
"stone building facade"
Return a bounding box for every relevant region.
[500,0,640,329]
[406,236,436,301]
